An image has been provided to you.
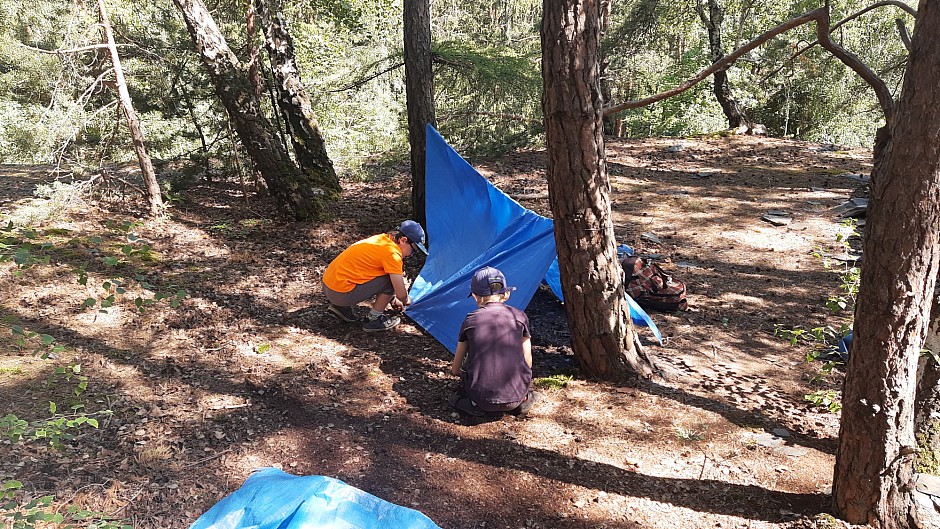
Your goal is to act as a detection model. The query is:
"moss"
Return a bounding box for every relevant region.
[534,374,572,390]
[916,419,940,475]
[813,513,842,529]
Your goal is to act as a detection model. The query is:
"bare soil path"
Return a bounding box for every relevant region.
[0,135,873,529]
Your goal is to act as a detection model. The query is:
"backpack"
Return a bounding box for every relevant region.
[620,255,688,312]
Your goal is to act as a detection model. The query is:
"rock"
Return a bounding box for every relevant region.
[762,212,792,226]
[831,197,868,218]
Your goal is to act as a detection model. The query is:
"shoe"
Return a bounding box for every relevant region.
[514,391,540,416]
[327,304,359,323]
[451,395,485,417]
[362,314,400,332]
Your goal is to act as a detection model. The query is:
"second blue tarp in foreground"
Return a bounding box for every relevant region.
[190,468,442,529]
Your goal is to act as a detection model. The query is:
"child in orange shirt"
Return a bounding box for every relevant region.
[322,220,427,332]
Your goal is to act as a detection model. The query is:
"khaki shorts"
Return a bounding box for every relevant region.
[322,276,394,306]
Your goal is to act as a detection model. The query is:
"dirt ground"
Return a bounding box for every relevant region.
[0,134,877,529]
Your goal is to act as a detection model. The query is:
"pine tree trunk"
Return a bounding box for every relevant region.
[172,0,329,220]
[541,0,652,380]
[404,0,436,227]
[255,0,341,198]
[97,0,164,217]
[832,3,940,525]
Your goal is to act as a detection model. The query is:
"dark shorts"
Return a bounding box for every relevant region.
[322,276,394,306]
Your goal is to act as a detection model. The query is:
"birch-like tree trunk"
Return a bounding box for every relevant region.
[172,0,330,220]
[97,0,164,217]
[255,0,341,199]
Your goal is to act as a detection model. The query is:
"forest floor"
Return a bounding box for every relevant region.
[0,134,892,529]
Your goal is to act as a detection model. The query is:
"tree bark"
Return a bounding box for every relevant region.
[696,0,752,131]
[832,1,940,526]
[97,0,164,217]
[255,0,341,198]
[172,0,329,220]
[541,0,652,380]
[404,0,436,227]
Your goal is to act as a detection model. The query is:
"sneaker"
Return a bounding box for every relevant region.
[362,314,400,332]
[327,304,359,323]
[450,395,485,417]
[514,391,540,416]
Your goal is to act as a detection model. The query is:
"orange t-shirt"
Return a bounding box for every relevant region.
[322,233,404,293]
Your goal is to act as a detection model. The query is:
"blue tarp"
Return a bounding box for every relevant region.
[406,125,661,352]
[189,468,442,529]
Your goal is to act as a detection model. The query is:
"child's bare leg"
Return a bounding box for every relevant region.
[372,293,394,312]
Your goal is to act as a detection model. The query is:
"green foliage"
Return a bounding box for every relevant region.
[9,324,65,360]
[1,480,131,529]
[0,222,53,272]
[773,323,848,412]
[0,0,912,180]
[433,40,543,156]
[813,219,861,314]
[674,425,705,442]
[70,221,190,312]
[0,408,109,448]
[804,389,842,413]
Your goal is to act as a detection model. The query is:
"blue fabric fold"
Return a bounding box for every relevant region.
[190,468,441,529]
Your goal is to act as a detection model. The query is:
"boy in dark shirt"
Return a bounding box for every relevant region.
[449,266,538,417]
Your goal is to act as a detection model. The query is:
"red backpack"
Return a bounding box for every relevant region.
[620,255,688,312]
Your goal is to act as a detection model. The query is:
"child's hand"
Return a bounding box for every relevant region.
[390,298,404,312]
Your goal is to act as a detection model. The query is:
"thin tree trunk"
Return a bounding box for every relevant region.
[541,0,653,380]
[97,0,164,217]
[172,0,329,220]
[404,0,436,227]
[255,0,341,198]
[695,0,751,131]
[833,2,940,526]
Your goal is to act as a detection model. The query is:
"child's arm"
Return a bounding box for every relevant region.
[389,273,412,306]
[451,341,468,376]
[522,335,532,368]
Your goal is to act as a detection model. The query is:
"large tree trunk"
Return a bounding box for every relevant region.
[832,2,940,526]
[97,0,164,217]
[172,0,329,220]
[255,0,341,198]
[541,0,653,380]
[403,0,436,227]
[695,0,752,131]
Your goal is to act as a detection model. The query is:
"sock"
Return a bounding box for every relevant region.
[368,309,383,319]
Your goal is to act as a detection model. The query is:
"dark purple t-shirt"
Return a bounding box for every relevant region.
[458,302,531,406]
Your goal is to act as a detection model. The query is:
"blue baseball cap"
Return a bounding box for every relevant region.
[469,266,516,297]
[398,220,427,254]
